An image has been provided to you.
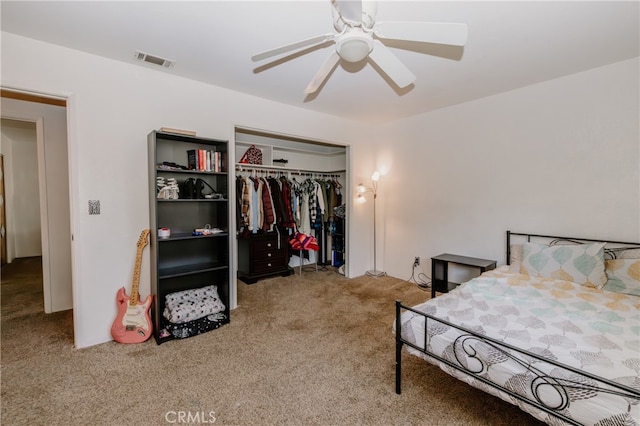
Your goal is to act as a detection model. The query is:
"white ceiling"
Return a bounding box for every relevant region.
[2,1,638,124]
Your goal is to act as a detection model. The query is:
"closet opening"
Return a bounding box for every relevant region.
[231,126,349,298]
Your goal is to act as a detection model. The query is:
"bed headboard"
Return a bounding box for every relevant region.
[506,231,640,265]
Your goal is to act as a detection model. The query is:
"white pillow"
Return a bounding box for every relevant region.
[603,259,640,296]
[509,244,522,273]
[520,242,607,288]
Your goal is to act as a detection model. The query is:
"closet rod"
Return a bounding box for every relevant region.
[235,164,345,175]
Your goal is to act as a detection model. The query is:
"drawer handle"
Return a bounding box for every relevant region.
[267,263,272,267]
[267,253,272,257]
[267,243,272,247]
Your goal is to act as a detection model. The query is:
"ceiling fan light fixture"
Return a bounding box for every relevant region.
[336,32,373,62]
[252,0,469,94]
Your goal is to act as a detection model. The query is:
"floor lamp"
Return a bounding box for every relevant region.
[357,171,386,277]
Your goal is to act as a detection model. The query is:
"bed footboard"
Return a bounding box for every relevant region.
[394,300,640,426]
[395,300,403,395]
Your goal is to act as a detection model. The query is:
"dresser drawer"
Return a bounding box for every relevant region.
[252,248,285,262]
[252,258,288,275]
[252,236,283,252]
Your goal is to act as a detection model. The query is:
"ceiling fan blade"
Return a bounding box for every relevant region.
[252,33,335,62]
[304,52,341,95]
[332,0,362,25]
[374,21,468,46]
[368,40,415,88]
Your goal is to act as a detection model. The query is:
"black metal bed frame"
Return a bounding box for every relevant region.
[395,231,640,425]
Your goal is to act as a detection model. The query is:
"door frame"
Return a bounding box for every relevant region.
[1,88,77,336]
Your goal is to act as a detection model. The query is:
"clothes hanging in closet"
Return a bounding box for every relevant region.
[236,173,342,237]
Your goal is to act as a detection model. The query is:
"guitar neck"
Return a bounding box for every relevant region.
[129,231,149,306]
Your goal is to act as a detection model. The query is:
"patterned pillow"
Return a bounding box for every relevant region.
[520,242,607,288]
[165,285,221,305]
[603,259,640,296]
[163,285,225,324]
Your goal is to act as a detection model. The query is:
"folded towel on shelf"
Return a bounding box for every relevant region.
[163,285,225,324]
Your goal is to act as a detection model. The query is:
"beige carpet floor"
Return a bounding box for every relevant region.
[1,257,545,425]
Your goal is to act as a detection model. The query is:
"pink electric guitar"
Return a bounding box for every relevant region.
[111,229,153,343]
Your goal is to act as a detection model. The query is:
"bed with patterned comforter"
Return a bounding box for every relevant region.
[396,266,640,425]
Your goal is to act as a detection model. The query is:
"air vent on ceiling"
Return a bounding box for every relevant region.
[134,50,175,69]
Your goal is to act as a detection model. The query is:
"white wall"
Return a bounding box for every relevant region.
[1,32,364,348]
[0,120,41,259]
[375,57,640,281]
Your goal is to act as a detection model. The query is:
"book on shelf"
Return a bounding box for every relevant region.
[159,127,196,137]
[186,148,224,172]
[213,151,220,173]
[187,149,197,170]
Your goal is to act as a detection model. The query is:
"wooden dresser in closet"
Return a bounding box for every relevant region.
[237,232,292,284]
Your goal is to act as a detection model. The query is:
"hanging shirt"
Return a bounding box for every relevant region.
[240,177,251,230]
[247,177,259,232]
[252,177,264,231]
[280,176,295,229]
[305,179,317,224]
[267,177,286,228]
[236,176,247,231]
[315,180,326,224]
[299,191,311,235]
[260,177,275,231]
[291,178,303,226]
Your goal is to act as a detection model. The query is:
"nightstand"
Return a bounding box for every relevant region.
[431,253,496,298]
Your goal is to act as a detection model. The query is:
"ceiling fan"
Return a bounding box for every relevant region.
[251,0,468,95]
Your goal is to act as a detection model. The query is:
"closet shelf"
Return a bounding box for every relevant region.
[235,163,345,175]
[156,167,227,175]
[236,140,343,157]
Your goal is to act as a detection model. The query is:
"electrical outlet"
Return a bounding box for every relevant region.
[414,256,420,266]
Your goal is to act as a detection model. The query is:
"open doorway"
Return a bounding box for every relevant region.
[0,91,73,323]
[1,119,41,264]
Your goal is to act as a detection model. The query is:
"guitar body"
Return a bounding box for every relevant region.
[111,287,153,343]
[111,229,153,344]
